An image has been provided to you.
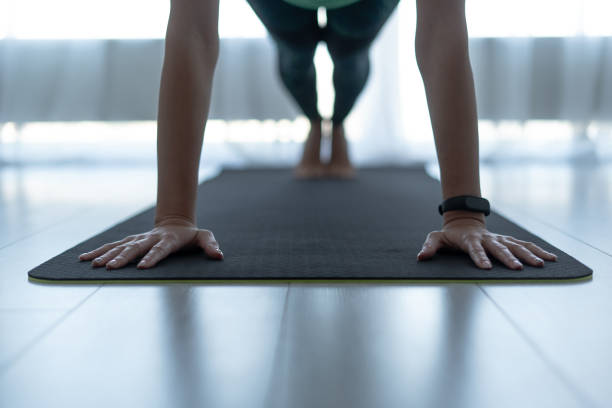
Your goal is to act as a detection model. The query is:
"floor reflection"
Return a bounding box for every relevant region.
[425,286,477,408]
[162,286,205,408]
[161,285,287,408]
[264,285,479,408]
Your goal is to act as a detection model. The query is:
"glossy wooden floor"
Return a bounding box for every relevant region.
[1,157,611,408]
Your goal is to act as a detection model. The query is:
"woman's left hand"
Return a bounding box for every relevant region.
[417,217,557,269]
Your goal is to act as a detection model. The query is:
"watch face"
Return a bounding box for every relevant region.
[465,197,487,211]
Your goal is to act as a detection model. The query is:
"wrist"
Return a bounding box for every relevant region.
[154,213,196,227]
[443,210,485,227]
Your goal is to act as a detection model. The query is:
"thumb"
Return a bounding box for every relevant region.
[196,230,224,260]
[417,231,444,261]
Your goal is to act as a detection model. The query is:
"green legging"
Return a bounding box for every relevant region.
[246,0,400,123]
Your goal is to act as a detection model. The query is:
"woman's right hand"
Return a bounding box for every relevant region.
[77,218,223,270]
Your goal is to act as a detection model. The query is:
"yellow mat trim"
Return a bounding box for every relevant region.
[28,274,593,285]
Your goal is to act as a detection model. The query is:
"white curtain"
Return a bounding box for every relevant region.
[1,0,612,165]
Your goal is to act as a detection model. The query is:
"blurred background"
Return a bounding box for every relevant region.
[1,0,611,168]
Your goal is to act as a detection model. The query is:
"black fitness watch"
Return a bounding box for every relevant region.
[438,195,490,216]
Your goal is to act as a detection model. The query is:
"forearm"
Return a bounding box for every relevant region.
[154,23,219,226]
[416,16,483,224]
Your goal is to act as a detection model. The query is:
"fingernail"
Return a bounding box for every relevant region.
[108,260,116,266]
[484,261,492,268]
[94,257,102,264]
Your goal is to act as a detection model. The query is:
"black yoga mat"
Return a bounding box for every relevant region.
[28,166,592,283]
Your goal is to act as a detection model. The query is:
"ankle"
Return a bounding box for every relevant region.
[310,117,322,128]
[309,119,322,138]
[331,124,345,141]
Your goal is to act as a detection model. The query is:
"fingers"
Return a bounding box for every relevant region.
[506,237,557,261]
[106,237,156,269]
[196,230,224,260]
[482,236,557,270]
[90,245,125,268]
[482,238,524,270]
[137,239,177,269]
[417,231,444,261]
[504,240,546,268]
[466,240,493,269]
[506,241,544,267]
[78,237,131,261]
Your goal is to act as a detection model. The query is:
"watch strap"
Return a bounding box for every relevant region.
[438,195,490,216]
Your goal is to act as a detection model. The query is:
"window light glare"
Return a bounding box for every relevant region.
[1,0,611,39]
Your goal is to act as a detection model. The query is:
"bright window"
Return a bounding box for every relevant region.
[0,0,611,40]
[0,0,265,39]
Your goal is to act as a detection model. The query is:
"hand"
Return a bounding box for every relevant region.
[78,217,223,270]
[417,217,557,270]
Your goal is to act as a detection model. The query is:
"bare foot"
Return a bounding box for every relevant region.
[294,119,325,179]
[325,123,356,179]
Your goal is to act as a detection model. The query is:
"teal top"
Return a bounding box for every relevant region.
[281,0,362,10]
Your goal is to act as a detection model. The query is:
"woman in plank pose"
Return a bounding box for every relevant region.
[79,0,557,271]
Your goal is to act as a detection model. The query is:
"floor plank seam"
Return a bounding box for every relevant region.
[477,284,600,408]
[262,284,291,408]
[0,285,103,377]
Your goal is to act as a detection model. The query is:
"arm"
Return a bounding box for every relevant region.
[79,0,224,269]
[414,0,557,269]
[155,0,220,226]
[415,0,483,225]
